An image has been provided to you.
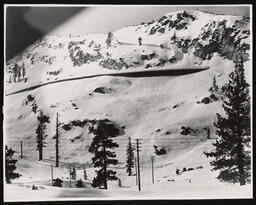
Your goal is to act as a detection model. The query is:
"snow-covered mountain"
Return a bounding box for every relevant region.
[4,9,252,200]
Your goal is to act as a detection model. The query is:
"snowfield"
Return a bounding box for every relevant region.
[4,9,252,201]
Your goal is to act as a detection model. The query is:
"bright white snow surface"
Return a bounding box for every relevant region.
[4,9,252,201]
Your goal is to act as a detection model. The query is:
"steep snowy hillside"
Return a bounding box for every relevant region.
[4,9,252,200]
[5,9,249,94]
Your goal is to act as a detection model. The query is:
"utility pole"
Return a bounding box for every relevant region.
[136,139,142,191]
[135,157,137,185]
[151,156,155,184]
[51,165,53,185]
[20,140,23,159]
[69,166,72,188]
[74,166,76,183]
[55,112,59,167]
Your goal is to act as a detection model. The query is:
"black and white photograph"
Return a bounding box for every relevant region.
[3,4,253,201]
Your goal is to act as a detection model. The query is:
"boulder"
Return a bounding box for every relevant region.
[201,97,211,104]
[144,58,161,68]
[180,126,196,135]
[210,94,218,101]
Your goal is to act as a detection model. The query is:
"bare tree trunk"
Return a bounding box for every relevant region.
[103,143,107,189]
[237,138,245,186]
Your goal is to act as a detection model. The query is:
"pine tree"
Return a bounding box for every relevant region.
[88,119,119,189]
[126,137,135,176]
[83,168,87,180]
[5,146,21,183]
[209,76,219,93]
[138,37,142,46]
[118,178,122,187]
[213,76,219,92]
[76,179,84,188]
[36,111,50,161]
[105,32,113,48]
[205,59,251,186]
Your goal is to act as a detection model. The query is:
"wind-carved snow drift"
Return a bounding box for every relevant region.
[4,9,252,199]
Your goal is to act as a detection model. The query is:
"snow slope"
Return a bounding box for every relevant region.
[4,9,252,201]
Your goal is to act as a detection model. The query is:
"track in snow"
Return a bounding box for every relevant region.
[5,68,209,96]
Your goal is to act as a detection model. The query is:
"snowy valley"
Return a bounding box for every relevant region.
[4,9,252,201]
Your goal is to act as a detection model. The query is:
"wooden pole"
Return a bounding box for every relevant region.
[51,165,53,185]
[69,167,72,188]
[135,157,137,185]
[20,140,23,159]
[151,156,154,184]
[136,139,141,191]
[55,113,59,167]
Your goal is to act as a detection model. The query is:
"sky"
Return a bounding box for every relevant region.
[6,5,250,60]
[25,6,250,35]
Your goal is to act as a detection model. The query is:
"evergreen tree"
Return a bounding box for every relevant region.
[118,178,122,187]
[76,179,84,188]
[138,37,142,46]
[83,168,87,180]
[209,76,219,93]
[36,111,50,161]
[105,32,113,48]
[126,137,135,176]
[88,119,119,189]
[5,146,21,183]
[205,59,251,186]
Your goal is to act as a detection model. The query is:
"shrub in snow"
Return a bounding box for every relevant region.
[118,178,122,187]
[210,94,218,101]
[153,145,167,155]
[93,87,112,94]
[76,179,84,188]
[32,184,38,190]
[180,126,196,135]
[169,56,177,63]
[196,166,203,169]
[138,37,142,45]
[200,97,211,104]
[5,146,21,183]
[53,178,63,187]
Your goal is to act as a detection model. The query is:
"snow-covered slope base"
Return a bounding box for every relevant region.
[4,9,252,201]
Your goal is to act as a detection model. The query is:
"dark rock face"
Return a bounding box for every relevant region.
[61,118,123,137]
[25,94,35,105]
[210,94,218,101]
[23,94,38,113]
[99,58,128,70]
[93,87,112,94]
[172,104,179,109]
[148,12,249,64]
[153,144,167,155]
[180,126,196,135]
[68,40,103,67]
[149,11,196,35]
[140,52,156,61]
[201,97,211,104]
